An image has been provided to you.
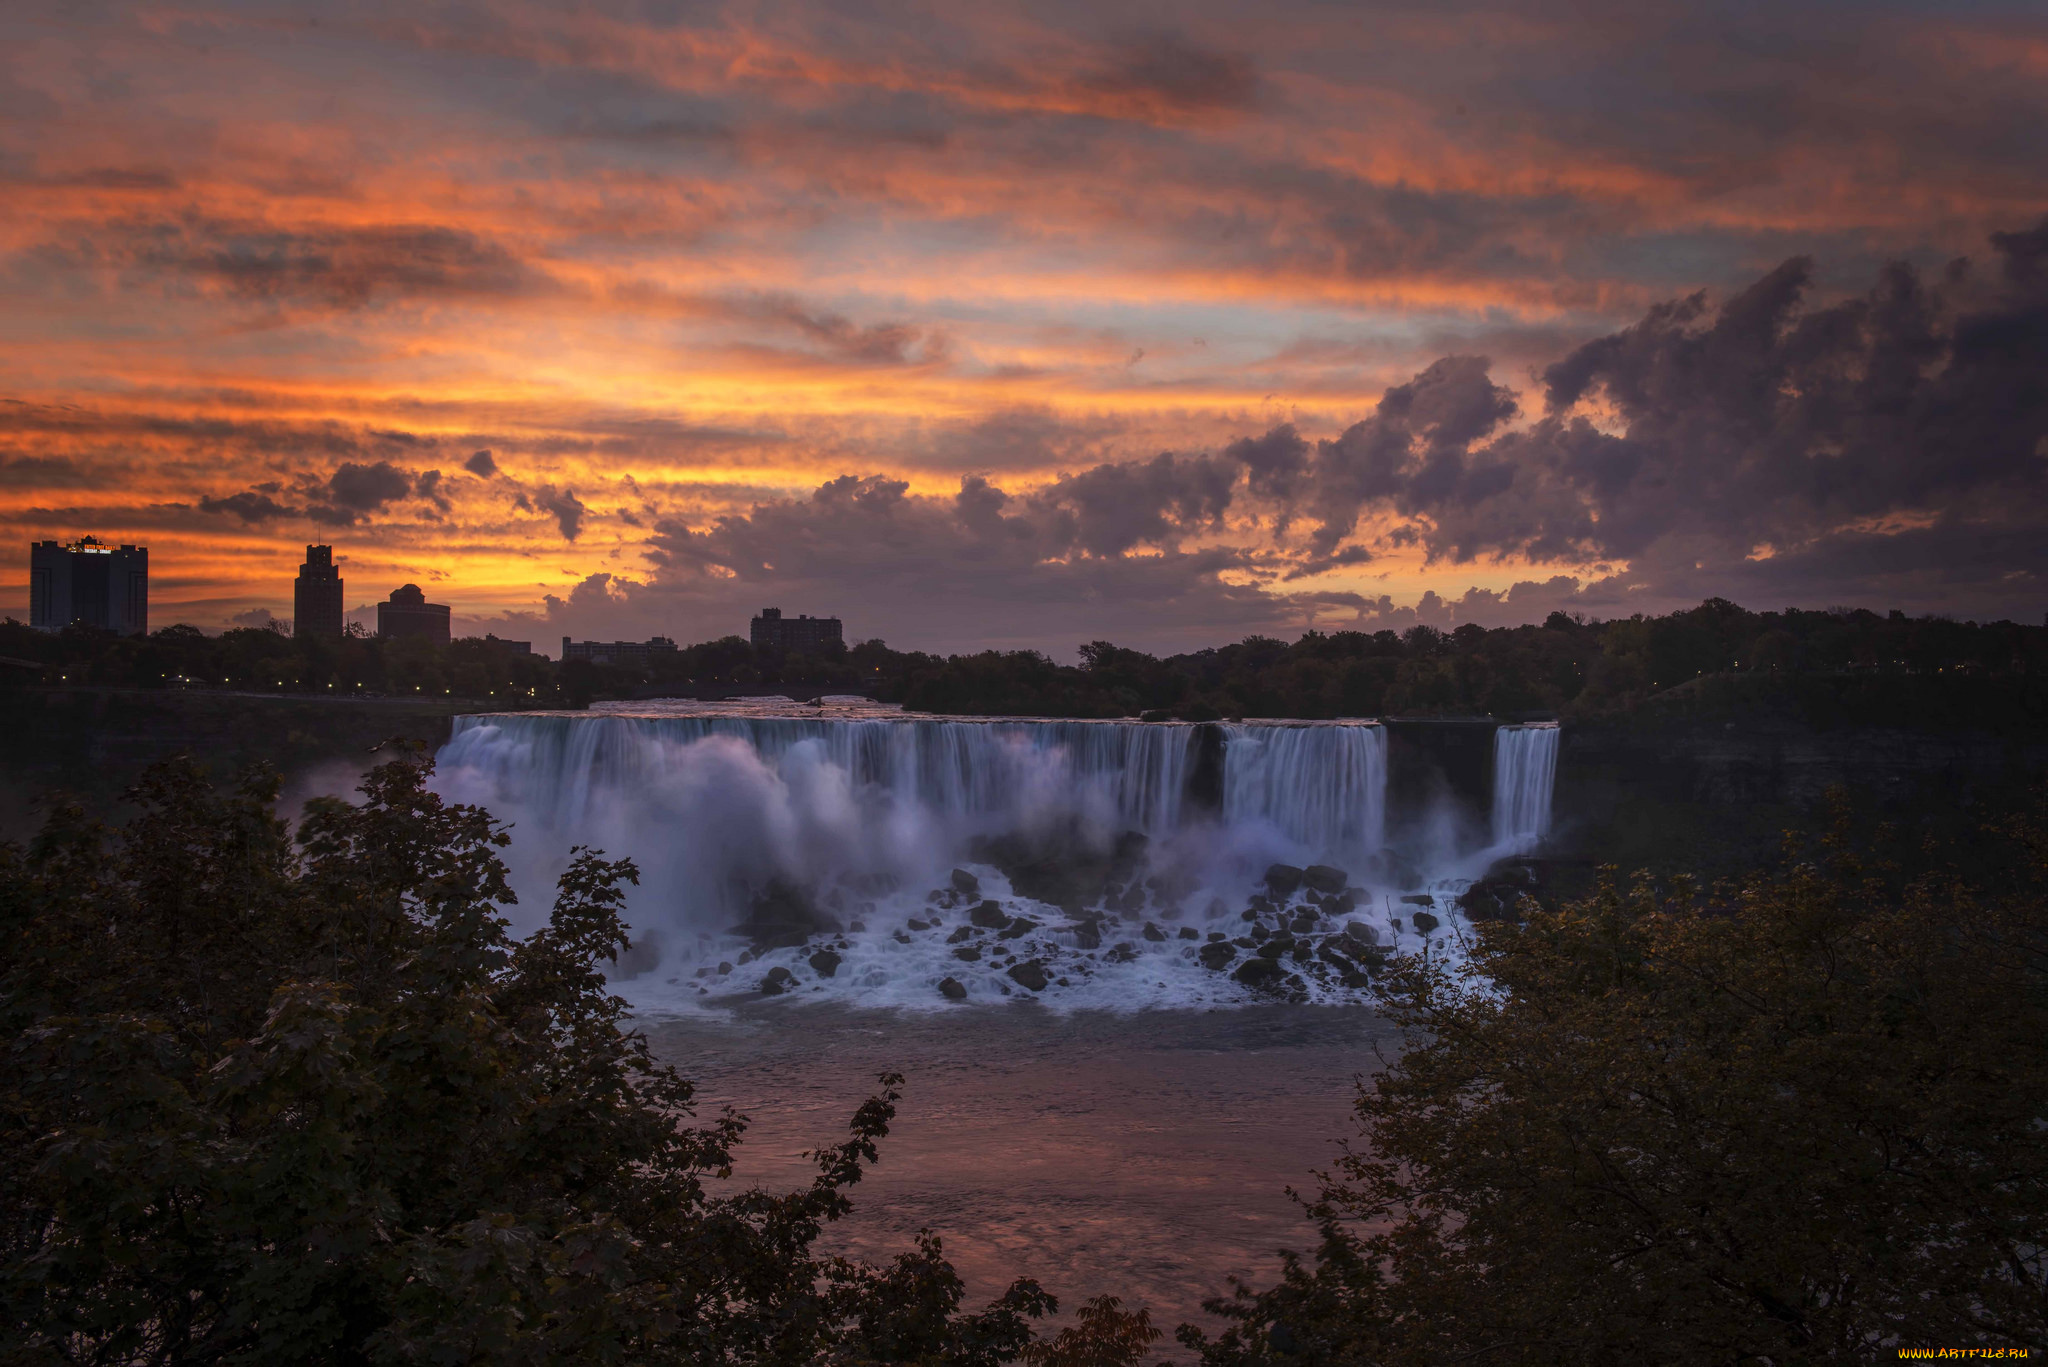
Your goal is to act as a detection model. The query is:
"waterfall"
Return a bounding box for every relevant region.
[1221,723,1386,860]
[1491,724,1559,849]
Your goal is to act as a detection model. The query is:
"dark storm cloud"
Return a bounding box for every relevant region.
[198,490,301,524]
[464,449,499,477]
[622,219,2048,640]
[531,485,587,541]
[33,218,536,311]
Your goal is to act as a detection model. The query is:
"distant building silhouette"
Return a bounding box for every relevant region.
[561,636,677,665]
[30,537,148,636]
[480,634,532,654]
[377,584,451,644]
[294,545,344,641]
[750,607,842,654]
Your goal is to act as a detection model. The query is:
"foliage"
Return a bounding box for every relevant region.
[0,753,1074,1364]
[7,598,2045,721]
[1178,802,2048,1364]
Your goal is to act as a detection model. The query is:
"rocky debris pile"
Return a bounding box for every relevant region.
[712,846,1421,1005]
[1187,863,1390,1001]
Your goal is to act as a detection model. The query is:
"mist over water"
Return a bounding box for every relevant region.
[431,701,1559,1013]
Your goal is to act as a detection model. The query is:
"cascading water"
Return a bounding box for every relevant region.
[1491,724,1560,851]
[1221,723,1387,862]
[428,702,1546,1011]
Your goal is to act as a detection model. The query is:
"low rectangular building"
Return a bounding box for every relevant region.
[562,636,678,665]
[750,607,843,654]
[30,537,148,636]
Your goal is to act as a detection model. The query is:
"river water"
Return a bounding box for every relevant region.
[643,1001,1394,1337]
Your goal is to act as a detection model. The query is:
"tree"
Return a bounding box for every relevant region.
[0,751,1061,1364]
[1181,802,2048,1364]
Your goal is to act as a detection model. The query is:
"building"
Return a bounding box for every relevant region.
[750,607,843,654]
[479,634,532,655]
[30,537,148,635]
[561,636,678,665]
[376,584,451,644]
[293,545,345,641]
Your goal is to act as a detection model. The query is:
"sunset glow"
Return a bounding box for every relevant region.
[5,1,2045,651]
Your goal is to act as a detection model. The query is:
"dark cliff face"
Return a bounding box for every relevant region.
[1550,675,2048,882]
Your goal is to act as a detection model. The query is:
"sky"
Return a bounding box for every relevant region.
[3,0,2045,655]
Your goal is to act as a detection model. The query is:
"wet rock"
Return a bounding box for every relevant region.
[1291,941,1314,963]
[1207,931,1229,942]
[759,966,795,995]
[1106,941,1139,963]
[1232,936,1258,950]
[907,918,930,932]
[737,950,755,965]
[1247,923,1271,944]
[1400,894,1435,906]
[998,916,1039,940]
[1247,893,1275,915]
[1232,957,1286,990]
[969,826,1147,915]
[1071,919,1103,950]
[1390,917,1403,932]
[849,921,867,933]
[970,901,1010,930]
[1317,942,1355,971]
[1327,891,1358,917]
[1413,911,1441,935]
[1007,960,1050,992]
[1340,970,1373,989]
[953,946,982,962]
[1178,926,1200,940]
[1142,922,1166,942]
[947,925,974,944]
[1198,941,1238,970]
[892,931,912,945]
[1290,911,1319,934]
[808,950,842,978]
[717,961,734,975]
[1256,939,1287,961]
[951,868,981,897]
[735,879,839,951]
[1343,920,1379,947]
[939,976,968,1001]
[1264,864,1305,897]
[1303,864,1348,895]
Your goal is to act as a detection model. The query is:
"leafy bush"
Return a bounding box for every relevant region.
[1181,806,2048,1364]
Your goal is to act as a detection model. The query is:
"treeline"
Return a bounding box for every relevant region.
[889,598,2048,720]
[7,598,2046,718]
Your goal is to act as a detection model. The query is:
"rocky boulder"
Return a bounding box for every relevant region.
[1263,864,1305,897]
[807,950,842,978]
[969,900,1011,929]
[1006,960,1050,992]
[758,966,796,995]
[1231,957,1286,990]
[1303,864,1348,895]
[1198,941,1238,970]
[939,976,968,1001]
[950,868,981,896]
[1412,911,1440,935]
